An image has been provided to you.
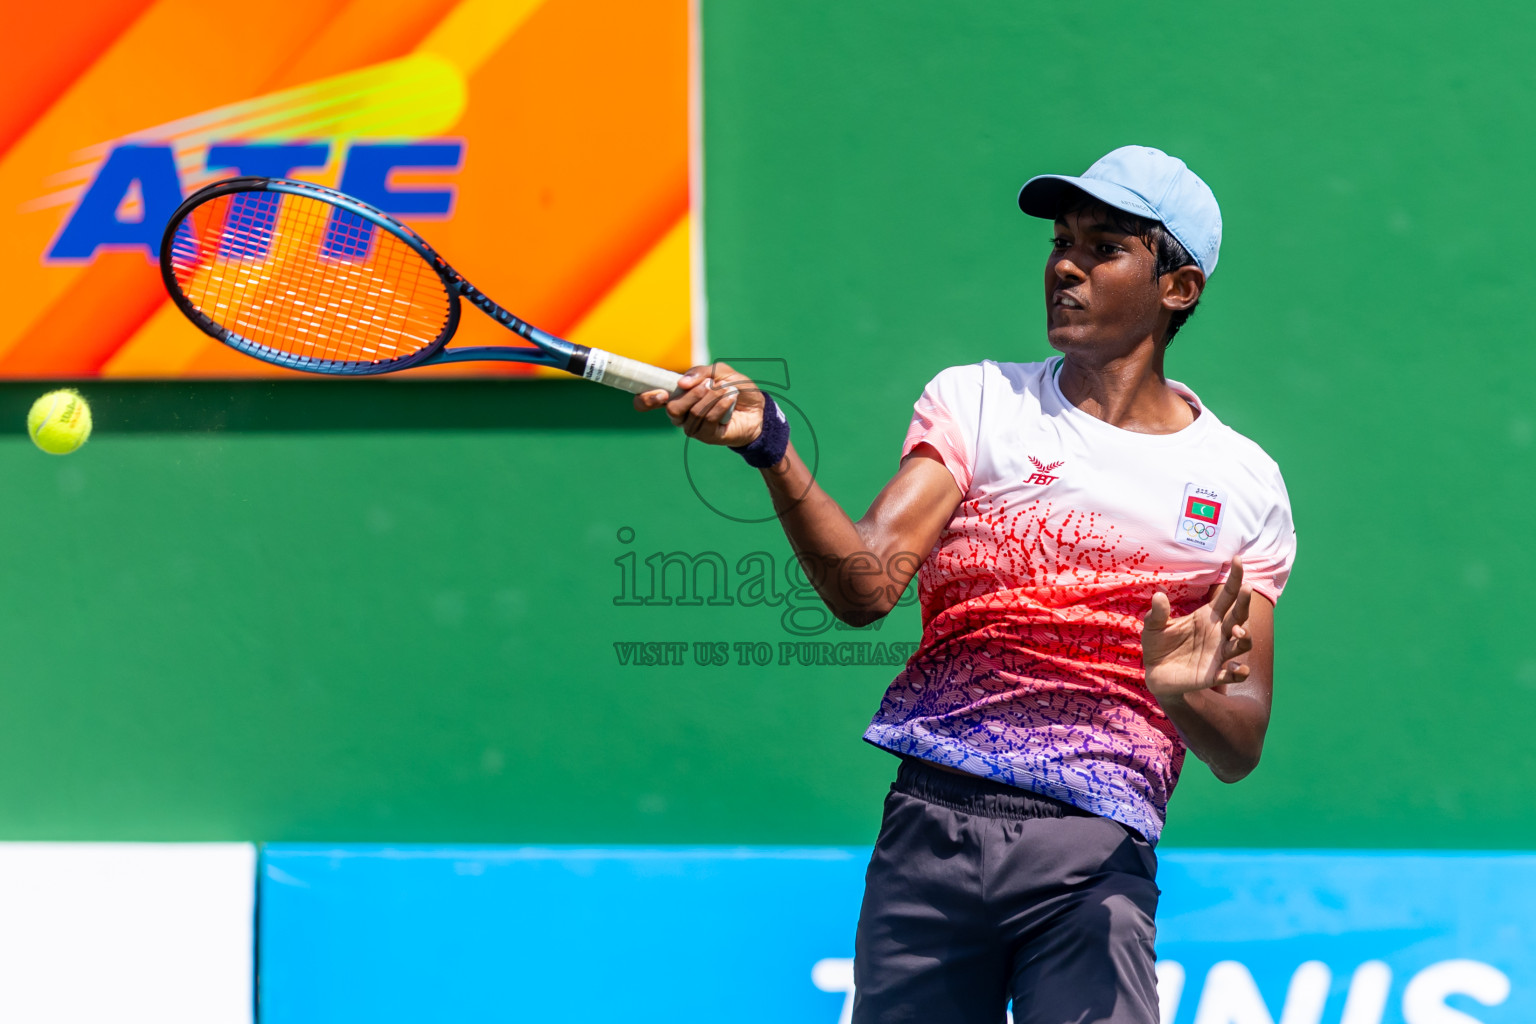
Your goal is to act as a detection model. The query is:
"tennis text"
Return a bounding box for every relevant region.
[813,957,1508,1024]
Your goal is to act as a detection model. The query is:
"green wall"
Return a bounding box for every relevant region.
[0,1,1530,847]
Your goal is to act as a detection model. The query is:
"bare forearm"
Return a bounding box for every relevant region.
[1158,687,1269,783]
[759,443,914,623]
[763,442,857,544]
[633,367,958,626]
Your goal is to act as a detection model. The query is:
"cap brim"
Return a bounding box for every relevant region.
[1017,174,1160,222]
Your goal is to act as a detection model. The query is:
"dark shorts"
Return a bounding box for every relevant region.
[853,758,1161,1024]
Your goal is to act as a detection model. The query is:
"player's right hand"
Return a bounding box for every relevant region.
[634,362,766,448]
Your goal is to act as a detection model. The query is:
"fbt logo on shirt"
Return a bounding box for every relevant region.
[1177,483,1225,551]
[1025,456,1064,486]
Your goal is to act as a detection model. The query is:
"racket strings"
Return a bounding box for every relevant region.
[168,191,451,369]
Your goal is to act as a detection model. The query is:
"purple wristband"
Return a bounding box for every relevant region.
[731,393,790,468]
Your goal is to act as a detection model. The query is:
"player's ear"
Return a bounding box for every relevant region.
[1161,265,1204,313]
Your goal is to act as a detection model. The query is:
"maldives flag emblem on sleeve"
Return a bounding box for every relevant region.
[1176,483,1225,551]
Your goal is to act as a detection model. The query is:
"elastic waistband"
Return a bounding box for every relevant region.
[894,757,1093,822]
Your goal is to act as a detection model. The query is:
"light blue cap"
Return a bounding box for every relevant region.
[1018,145,1222,277]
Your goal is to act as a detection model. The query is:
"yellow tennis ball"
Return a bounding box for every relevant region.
[27,389,93,455]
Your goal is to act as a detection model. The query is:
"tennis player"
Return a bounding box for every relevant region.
[637,145,1295,1024]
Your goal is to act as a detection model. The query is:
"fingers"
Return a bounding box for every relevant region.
[717,391,739,428]
[1226,583,1252,632]
[1219,562,1253,640]
[638,362,758,441]
[1215,661,1252,686]
[1143,591,1171,634]
[633,389,671,411]
[1218,581,1254,682]
[697,361,744,388]
[691,382,740,434]
[665,376,741,438]
[1209,556,1246,617]
[663,366,714,417]
[662,375,716,426]
[1221,579,1254,658]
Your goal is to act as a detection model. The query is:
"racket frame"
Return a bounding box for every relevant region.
[158,176,589,377]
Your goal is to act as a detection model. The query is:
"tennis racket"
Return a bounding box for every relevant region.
[157,176,686,394]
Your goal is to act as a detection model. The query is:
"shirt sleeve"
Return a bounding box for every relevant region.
[901,364,984,496]
[1232,461,1297,605]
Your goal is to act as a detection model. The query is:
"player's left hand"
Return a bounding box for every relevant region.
[1141,557,1254,698]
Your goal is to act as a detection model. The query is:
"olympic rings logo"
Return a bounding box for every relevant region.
[1182,520,1216,540]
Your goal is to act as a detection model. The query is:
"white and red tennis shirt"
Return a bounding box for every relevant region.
[864,357,1296,843]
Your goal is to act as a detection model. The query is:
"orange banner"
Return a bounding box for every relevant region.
[0,0,698,378]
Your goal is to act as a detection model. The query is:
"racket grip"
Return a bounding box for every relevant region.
[580,347,684,397]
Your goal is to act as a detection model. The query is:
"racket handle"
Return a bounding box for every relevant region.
[580,347,684,397]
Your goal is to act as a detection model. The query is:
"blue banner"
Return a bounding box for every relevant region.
[260,846,1532,1023]
[1157,851,1531,1024]
[259,846,867,1023]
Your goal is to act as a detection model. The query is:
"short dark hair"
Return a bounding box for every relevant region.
[1057,193,1202,345]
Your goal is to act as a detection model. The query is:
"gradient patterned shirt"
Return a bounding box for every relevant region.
[863,358,1296,843]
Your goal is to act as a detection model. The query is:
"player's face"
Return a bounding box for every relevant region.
[1044,208,1167,359]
